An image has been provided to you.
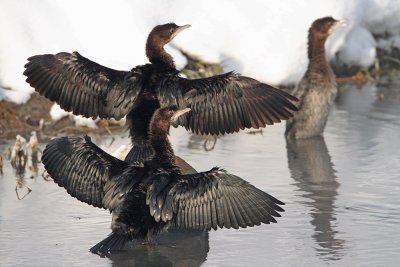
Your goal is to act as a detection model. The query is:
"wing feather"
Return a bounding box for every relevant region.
[24,52,145,120]
[158,73,298,135]
[42,135,142,210]
[146,167,284,231]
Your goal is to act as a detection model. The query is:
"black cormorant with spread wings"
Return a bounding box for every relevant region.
[25,23,297,163]
[42,106,284,255]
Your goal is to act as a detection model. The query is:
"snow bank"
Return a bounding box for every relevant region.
[50,104,99,128]
[1,0,399,107]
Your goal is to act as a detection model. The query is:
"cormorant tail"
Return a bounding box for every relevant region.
[124,143,154,164]
[89,232,131,255]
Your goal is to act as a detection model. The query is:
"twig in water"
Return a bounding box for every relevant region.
[203,136,218,151]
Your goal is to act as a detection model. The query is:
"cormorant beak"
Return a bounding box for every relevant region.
[172,24,191,39]
[329,19,347,34]
[171,108,191,122]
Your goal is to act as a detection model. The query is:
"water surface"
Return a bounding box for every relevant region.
[1,78,399,266]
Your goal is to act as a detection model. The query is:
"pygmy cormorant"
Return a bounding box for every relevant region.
[24,23,298,164]
[42,106,284,255]
[285,17,346,139]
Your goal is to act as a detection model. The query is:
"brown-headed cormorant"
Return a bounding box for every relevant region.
[24,23,298,164]
[42,106,284,255]
[285,17,346,139]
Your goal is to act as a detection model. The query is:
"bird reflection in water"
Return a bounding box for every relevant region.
[286,136,345,261]
[107,229,209,267]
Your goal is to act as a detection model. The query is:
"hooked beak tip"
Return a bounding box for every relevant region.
[170,24,191,41]
[171,108,191,122]
[329,19,347,34]
[175,24,191,35]
[179,24,191,30]
[338,20,347,27]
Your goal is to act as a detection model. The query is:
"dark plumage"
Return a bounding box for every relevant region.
[42,106,284,255]
[285,17,346,139]
[24,23,298,164]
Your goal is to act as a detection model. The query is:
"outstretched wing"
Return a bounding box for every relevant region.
[146,167,284,230]
[42,135,143,210]
[24,51,145,120]
[157,72,298,135]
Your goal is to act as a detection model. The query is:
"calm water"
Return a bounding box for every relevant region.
[1,78,400,267]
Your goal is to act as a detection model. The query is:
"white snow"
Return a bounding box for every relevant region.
[337,27,377,67]
[1,0,400,120]
[50,104,99,128]
[49,104,70,122]
[73,116,98,129]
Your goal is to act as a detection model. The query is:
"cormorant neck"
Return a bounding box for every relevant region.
[148,125,177,170]
[307,33,329,70]
[146,37,175,69]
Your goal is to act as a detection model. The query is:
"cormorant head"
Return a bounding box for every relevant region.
[149,23,191,45]
[150,106,191,134]
[146,23,191,66]
[310,16,346,38]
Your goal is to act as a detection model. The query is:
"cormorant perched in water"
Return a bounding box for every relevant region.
[24,23,298,164]
[42,106,284,255]
[285,17,346,140]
